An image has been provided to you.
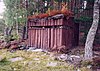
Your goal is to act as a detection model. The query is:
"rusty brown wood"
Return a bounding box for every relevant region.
[45,28,48,50]
[34,29,37,47]
[57,19,60,47]
[41,29,43,48]
[59,19,62,46]
[47,28,50,50]
[38,29,40,48]
[43,28,45,49]
[54,20,57,49]
[30,21,33,47]
[28,29,31,46]
[51,19,53,26]
[26,16,77,52]
[50,28,53,48]
[33,28,35,47]
[42,21,45,49]
[31,23,34,47]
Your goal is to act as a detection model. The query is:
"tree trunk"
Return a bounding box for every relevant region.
[16,0,19,36]
[85,0,100,60]
[16,15,19,36]
[24,0,28,39]
[4,26,13,43]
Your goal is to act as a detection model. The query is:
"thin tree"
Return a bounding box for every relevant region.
[85,0,100,60]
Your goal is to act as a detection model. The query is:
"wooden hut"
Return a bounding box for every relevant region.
[26,14,79,52]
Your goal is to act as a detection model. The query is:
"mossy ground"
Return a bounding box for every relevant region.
[0,49,91,71]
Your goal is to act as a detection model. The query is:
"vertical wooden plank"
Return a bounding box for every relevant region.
[64,18,70,48]
[62,18,66,46]
[27,21,29,47]
[48,19,51,50]
[30,21,32,47]
[33,28,35,47]
[48,19,50,26]
[51,19,53,26]
[39,19,42,48]
[70,29,73,48]
[60,19,63,46]
[31,22,34,47]
[38,28,41,48]
[63,19,66,48]
[35,28,37,48]
[41,28,43,49]
[50,24,54,49]
[39,20,41,48]
[43,28,45,49]
[29,21,31,47]
[62,28,65,46]
[57,19,60,47]
[44,21,48,50]
[41,20,43,49]
[45,28,48,50]
[42,20,45,49]
[40,20,42,48]
[31,28,33,47]
[54,20,57,49]
[37,28,39,48]
[28,29,31,47]
[47,28,51,50]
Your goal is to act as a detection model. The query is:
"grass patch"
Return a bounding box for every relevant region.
[0,49,91,71]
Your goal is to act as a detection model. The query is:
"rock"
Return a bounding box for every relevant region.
[87,65,92,69]
[27,47,36,51]
[70,55,82,62]
[9,57,24,62]
[70,55,80,58]
[28,61,33,66]
[56,54,72,62]
[27,48,49,53]
[9,49,16,53]
[19,45,28,50]
[13,68,17,71]
[31,49,43,52]
[33,58,40,61]
[46,62,57,67]
[0,56,5,61]
[77,69,81,71]
[55,54,82,66]
[69,55,82,67]
[59,54,69,61]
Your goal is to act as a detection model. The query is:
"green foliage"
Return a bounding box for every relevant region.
[11,34,19,40]
[3,0,28,40]
[86,0,94,3]
[74,16,93,23]
[0,19,5,34]
[3,0,27,27]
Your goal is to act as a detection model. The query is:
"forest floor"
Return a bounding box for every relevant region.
[0,48,93,71]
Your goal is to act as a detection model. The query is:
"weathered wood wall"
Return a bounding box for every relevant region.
[26,15,79,51]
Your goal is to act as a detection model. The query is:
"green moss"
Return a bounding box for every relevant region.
[81,60,92,67]
[0,49,91,71]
